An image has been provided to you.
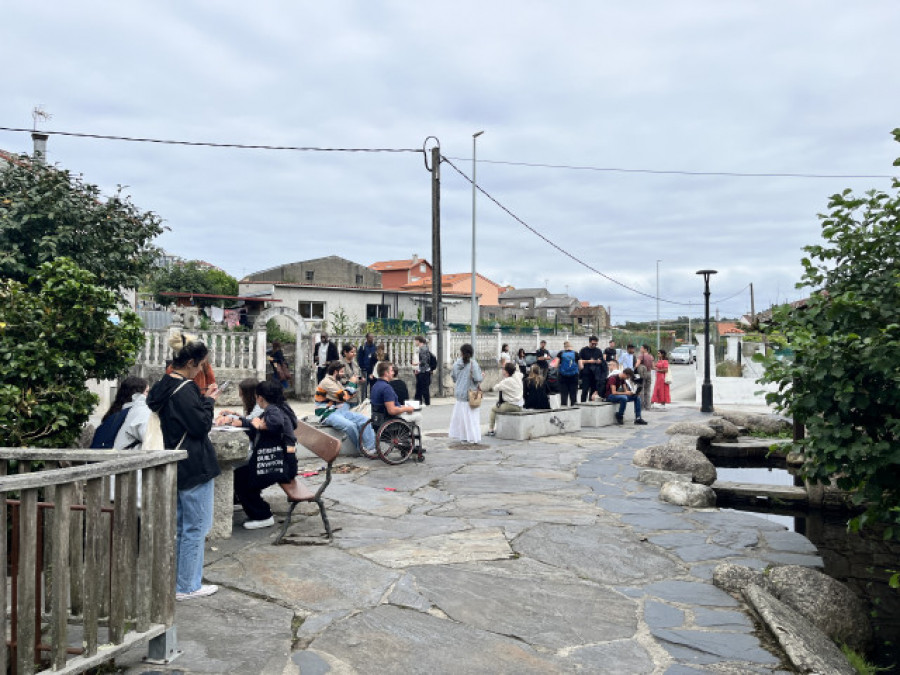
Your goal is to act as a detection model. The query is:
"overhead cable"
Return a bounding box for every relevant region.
[0,126,421,154]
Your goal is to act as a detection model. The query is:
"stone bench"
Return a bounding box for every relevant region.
[301,416,359,456]
[494,406,582,441]
[579,400,618,427]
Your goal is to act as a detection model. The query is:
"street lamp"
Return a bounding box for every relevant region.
[696,269,718,413]
[471,130,484,347]
[656,260,661,350]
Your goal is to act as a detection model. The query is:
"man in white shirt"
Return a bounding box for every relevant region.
[487,363,524,436]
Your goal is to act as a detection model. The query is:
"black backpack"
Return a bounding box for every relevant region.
[428,351,437,370]
[89,408,130,449]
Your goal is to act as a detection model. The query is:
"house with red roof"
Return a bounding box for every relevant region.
[369,254,432,290]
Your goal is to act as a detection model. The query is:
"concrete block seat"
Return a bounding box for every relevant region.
[300,415,359,456]
[579,400,618,427]
[494,406,582,441]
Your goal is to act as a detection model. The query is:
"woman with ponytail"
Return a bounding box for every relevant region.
[147,330,221,601]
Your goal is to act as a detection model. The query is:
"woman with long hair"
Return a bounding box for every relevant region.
[112,377,151,450]
[651,348,671,409]
[515,348,528,377]
[523,364,550,410]
[449,344,483,443]
[233,380,304,529]
[147,330,221,601]
[90,376,149,449]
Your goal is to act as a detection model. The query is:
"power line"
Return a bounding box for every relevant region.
[452,157,894,180]
[442,156,758,308]
[0,126,421,154]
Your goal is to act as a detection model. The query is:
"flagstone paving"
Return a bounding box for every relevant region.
[116,403,803,674]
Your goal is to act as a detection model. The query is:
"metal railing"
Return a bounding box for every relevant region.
[0,448,185,675]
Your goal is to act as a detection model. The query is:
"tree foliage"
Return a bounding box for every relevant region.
[149,261,238,306]
[0,158,163,291]
[0,259,144,448]
[758,128,900,536]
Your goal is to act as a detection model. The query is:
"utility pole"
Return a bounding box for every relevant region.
[656,260,661,350]
[750,282,755,321]
[428,141,444,396]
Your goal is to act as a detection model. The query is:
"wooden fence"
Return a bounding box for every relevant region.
[0,448,186,675]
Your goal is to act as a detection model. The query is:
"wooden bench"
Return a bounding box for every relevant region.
[301,415,360,456]
[274,420,341,545]
[494,406,582,441]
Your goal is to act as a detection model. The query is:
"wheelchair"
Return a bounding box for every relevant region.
[358,409,425,465]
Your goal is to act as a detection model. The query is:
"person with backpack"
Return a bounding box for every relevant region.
[147,330,222,601]
[413,335,433,406]
[556,341,580,407]
[90,376,150,449]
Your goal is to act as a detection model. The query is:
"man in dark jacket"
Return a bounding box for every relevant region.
[578,335,607,402]
[356,332,378,399]
[314,333,339,384]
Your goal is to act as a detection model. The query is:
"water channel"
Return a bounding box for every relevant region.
[715,462,899,667]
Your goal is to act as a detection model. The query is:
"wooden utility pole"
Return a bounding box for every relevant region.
[429,144,444,396]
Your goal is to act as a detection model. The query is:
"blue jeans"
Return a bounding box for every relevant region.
[176,478,214,594]
[607,394,642,419]
[325,407,375,451]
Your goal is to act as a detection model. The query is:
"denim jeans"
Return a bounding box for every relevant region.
[325,407,375,451]
[607,394,642,419]
[176,478,214,594]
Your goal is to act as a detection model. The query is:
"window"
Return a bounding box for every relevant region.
[355,274,363,285]
[366,304,390,320]
[305,270,315,282]
[419,264,426,273]
[298,301,325,319]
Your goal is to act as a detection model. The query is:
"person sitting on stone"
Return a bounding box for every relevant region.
[487,362,524,436]
[314,361,374,455]
[523,364,551,410]
[606,368,647,426]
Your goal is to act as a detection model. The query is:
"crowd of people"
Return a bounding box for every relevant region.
[89,328,676,603]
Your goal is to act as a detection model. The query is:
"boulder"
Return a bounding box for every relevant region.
[632,442,717,486]
[743,585,856,675]
[707,416,741,439]
[712,563,774,596]
[659,481,716,508]
[716,410,753,428]
[767,565,872,652]
[664,421,716,438]
[747,414,792,436]
[637,468,691,486]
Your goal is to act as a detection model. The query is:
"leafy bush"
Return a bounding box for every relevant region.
[0,259,144,447]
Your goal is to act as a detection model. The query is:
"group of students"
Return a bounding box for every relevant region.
[485,337,674,432]
[90,330,310,602]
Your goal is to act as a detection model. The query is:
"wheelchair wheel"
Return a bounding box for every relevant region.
[377,419,414,465]
[358,420,379,459]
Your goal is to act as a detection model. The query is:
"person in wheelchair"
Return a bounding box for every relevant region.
[369,361,422,429]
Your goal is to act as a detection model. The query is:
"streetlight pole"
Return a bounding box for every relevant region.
[696,269,718,413]
[656,260,661,349]
[471,130,484,348]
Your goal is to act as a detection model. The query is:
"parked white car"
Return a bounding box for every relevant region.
[670,346,696,364]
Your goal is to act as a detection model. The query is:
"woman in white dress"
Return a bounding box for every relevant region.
[449,344,484,443]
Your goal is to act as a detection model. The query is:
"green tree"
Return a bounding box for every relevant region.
[0,158,163,290]
[0,258,144,448]
[149,262,238,305]
[758,128,900,537]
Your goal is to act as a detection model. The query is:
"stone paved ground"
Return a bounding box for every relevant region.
[117,400,808,674]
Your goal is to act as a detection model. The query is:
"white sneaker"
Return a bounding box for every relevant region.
[176,584,219,601]
[243,516,275,530]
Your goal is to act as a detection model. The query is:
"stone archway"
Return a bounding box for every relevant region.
[254,305,307,392]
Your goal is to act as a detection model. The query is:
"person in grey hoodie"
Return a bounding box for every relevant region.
[147,330,221,601]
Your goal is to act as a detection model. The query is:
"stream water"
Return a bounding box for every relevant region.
[716,464,899,667]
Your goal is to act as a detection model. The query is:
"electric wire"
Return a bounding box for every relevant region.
[0,127,421,154]
[442,155,755,308]
[450,157,894,180]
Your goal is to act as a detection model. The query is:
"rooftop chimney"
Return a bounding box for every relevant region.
[31,132,48,164]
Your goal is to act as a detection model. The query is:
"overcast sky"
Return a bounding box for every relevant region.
[2,1,898,324]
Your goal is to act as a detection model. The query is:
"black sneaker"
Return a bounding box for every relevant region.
[615,415,624,425]
[634,418,648,425]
